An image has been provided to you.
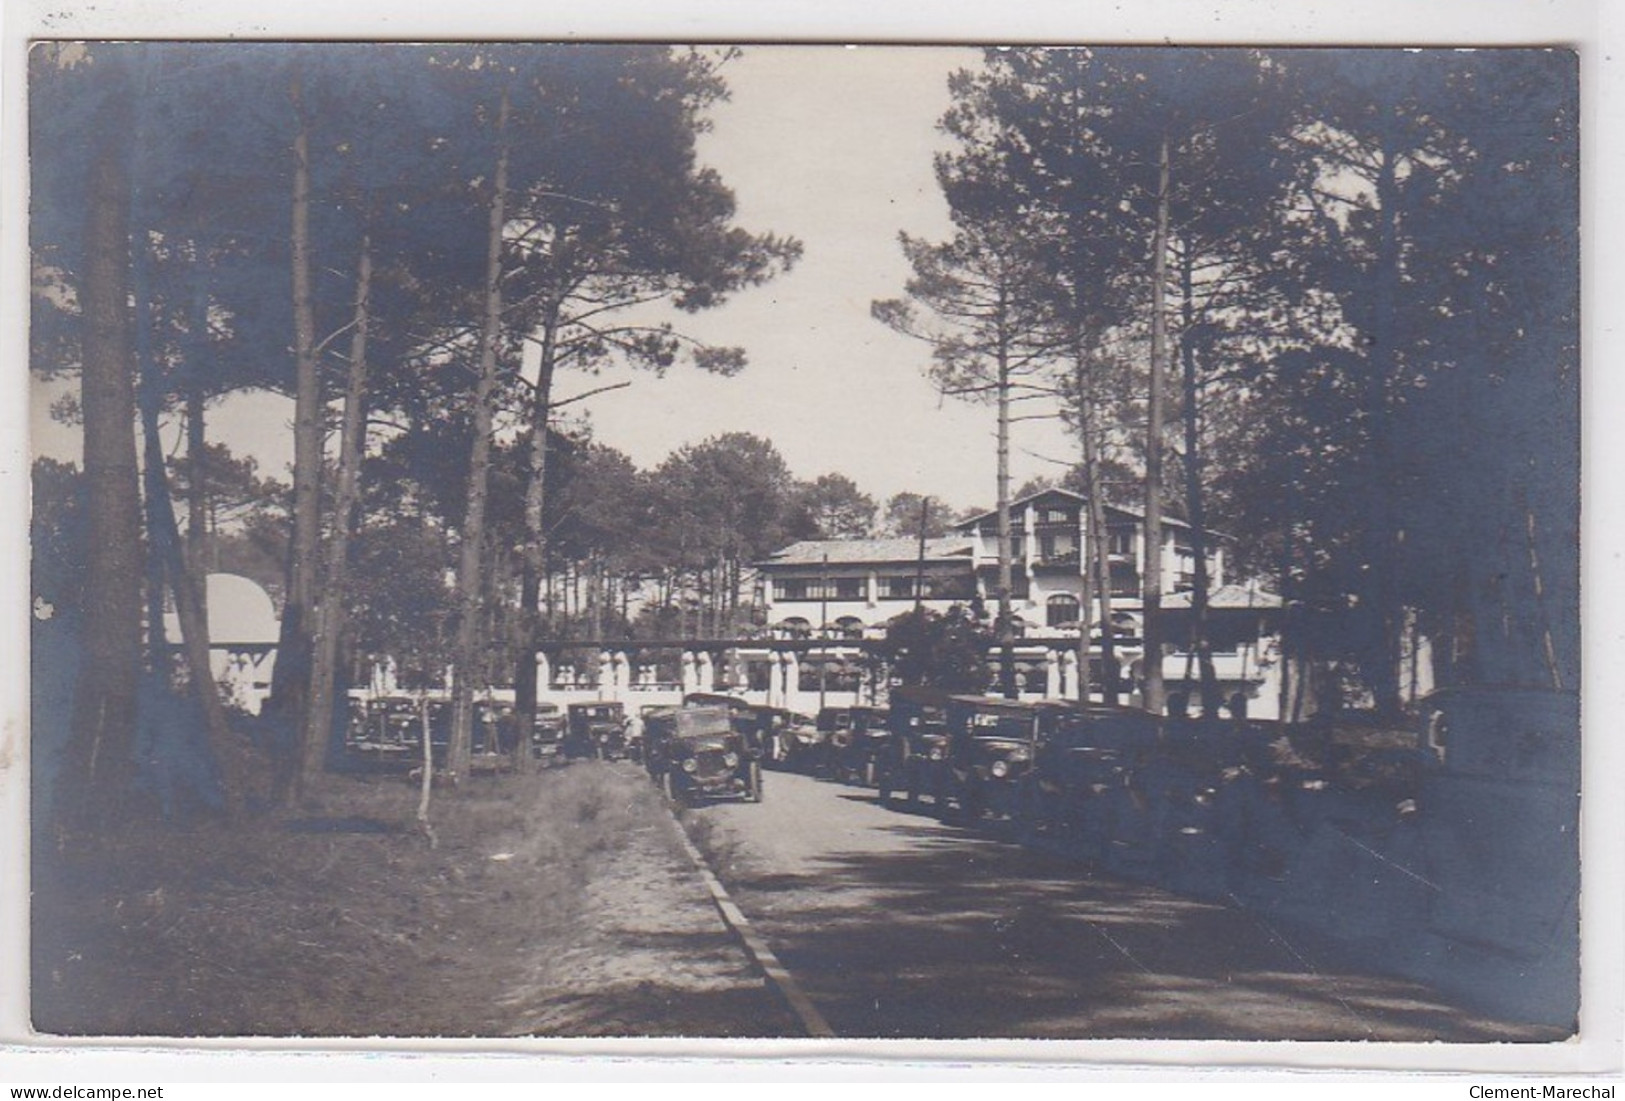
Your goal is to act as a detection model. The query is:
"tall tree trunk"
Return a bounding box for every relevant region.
[139,393,247,817]
[1141,134,1170,717]
[272,70,321,802]
[994,302,1016,699]
[304,234,372,788]
[68,86,143,824]
[449,87,510,781]
[1076,444,1095,710]
[516,307,560,740]
[1178,247,1222,718]
[185,387,209,621]
[185,277,211,615]
[589,555,604,641]
[130,222,245,816]
[1367,135,1405,719]
[1072,339,1106,706]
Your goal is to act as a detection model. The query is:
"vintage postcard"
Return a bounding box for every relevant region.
[11,10,1610,1085]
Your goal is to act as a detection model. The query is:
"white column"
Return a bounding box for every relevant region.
[1045,649,1062,700]
[1060,650,1080,701]
[535,652,551,694]
[613,652,631,696]
[1022,503,1035,570]
[596,651,613,700]
[783,651,801,712]
[697,651,715,693]
[680,651,697,695]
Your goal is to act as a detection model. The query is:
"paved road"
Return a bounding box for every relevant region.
[689,769,1558,1041]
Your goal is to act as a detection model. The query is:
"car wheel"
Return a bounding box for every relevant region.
[879,777,902,809]
[958,785,985,826]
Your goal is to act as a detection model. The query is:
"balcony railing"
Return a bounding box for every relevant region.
[1032,551,1081,569]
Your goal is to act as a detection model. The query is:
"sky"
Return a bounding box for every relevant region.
[576,45,1080,512]
[28,44,1084,514]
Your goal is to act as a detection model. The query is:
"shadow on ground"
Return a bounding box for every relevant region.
[717,805,1560,1042]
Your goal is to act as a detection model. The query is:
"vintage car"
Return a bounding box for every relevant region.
[345,695,456,770]
[344,695,421,769]
[639,704,680,777]
[1020,702,1160,832]
[645,704,762,805]
[760,707,824,770]
[936,695,1048,823]
[530,702,566,762]
[818,705,891,785]
[682,692,775,759]
[564,701,632,760]
[875,687,953,808]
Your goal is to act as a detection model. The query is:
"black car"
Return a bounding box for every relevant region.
[344,695,422,769]
[761,707,823,771]
[565,701,631,760]
[639,704,680,778]
[876,687,953,809]
[937,695,1045,823]
[1021,702,1159,833]
[681,692,768,754]
[646,704,762,805]
[530,702,566,763]
[818,705,891,786]
[347,694,457,769]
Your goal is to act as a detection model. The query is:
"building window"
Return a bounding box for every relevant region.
[773,576,865,602]
[1108,528,1135,557]
[1046,594,1081,627]
[1038,531,1076,562]
[881,576,917,599]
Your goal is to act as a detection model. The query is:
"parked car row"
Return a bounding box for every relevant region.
[343,695,537,772]
[780,687,1165,830]
[802,687,1436,847]
[342,696,637,772]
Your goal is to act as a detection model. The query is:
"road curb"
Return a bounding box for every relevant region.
[668,811,836,1039]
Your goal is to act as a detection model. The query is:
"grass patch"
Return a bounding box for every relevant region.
[31,763,678,1037]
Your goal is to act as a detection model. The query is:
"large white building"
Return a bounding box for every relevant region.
[753,487,1297,714]
[757,487,1227,641]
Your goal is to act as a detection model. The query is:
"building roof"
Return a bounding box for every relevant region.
[1161,582,1283,610]
[162,572,280,644]
[760,536,976,568]
[955,486,1230,539]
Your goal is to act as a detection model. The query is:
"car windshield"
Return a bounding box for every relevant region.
[675,708,732,739]
[966,714,1035,741]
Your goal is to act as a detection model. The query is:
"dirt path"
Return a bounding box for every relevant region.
[688,771,1563,1042]
[496,766,800,1037]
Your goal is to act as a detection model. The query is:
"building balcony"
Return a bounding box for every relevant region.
[1031,551,1082,571]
